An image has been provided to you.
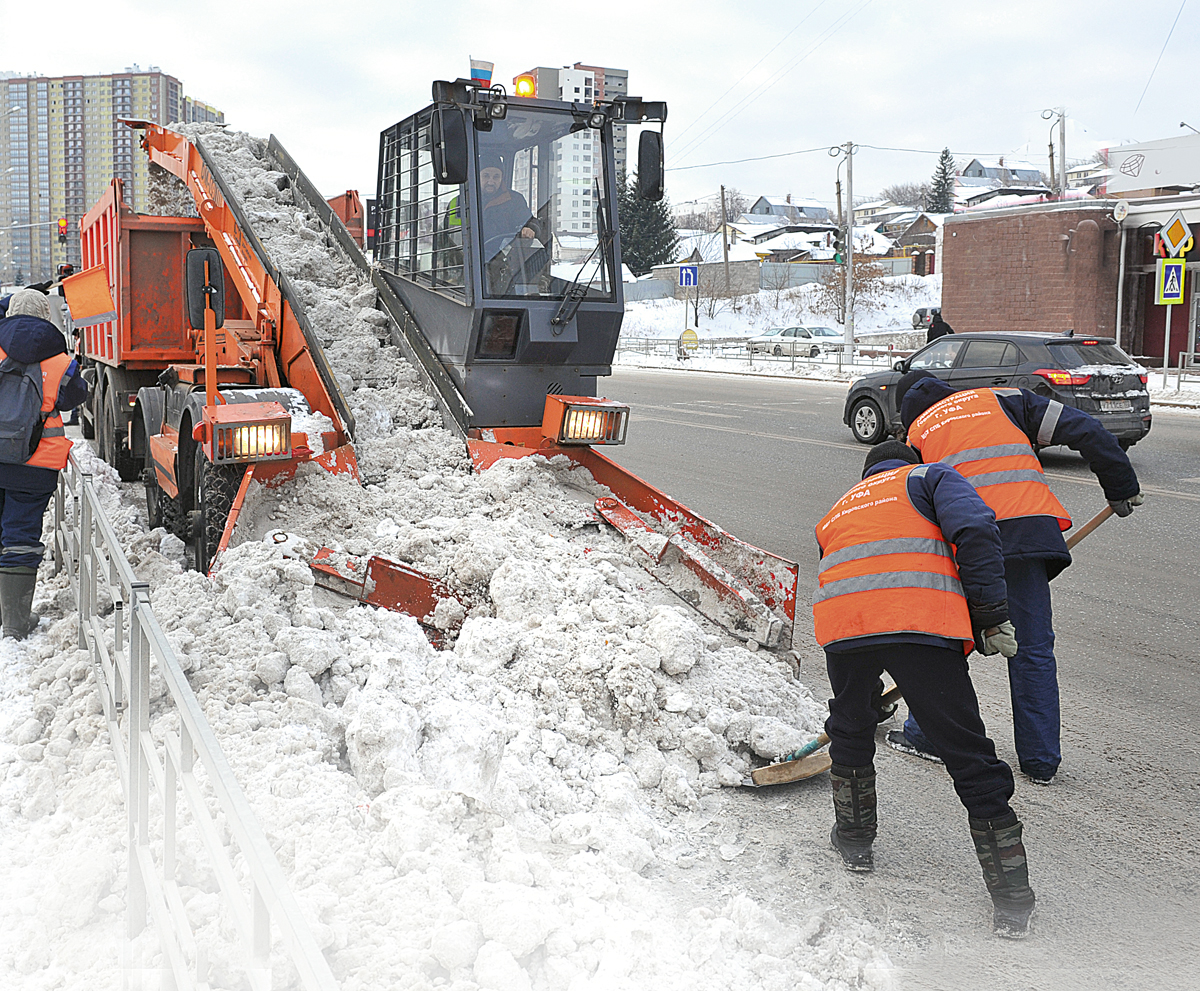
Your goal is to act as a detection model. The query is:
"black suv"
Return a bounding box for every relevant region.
[843,332,1152,449]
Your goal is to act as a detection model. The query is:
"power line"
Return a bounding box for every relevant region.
[672,0,874,164]
[672,0,830,144]
[669,143,1021,172]
[666,146,830,172]
[1134,0,1188,115]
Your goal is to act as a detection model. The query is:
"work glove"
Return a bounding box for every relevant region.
[977,621,1019,658]
[870,678,898,723]
[1108,491,1144,518]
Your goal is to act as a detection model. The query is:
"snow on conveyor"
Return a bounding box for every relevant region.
[0,126,894,990]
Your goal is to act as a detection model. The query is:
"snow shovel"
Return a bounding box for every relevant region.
[749,506,1117,787]
[750,686,903,786]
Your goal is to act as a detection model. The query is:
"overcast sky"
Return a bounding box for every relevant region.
[6,0,1197,210]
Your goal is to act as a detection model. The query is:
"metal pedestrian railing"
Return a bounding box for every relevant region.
[614,335,903,374]
[53,453,338,991]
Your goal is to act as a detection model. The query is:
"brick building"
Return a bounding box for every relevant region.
[941,196,1200,367]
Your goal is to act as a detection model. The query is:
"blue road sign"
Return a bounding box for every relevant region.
[679,265,698,287]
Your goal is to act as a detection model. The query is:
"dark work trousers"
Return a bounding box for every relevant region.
[905,558,1060,779]
[826,642,1015,820]
[0,481,57,572]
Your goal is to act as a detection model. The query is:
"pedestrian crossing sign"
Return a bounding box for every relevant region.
[1155,256,1186,305]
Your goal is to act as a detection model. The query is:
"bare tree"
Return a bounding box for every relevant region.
[675,187,751,232]
[723,187,749,220]
[879,181,931,209]
[761,263,794,310]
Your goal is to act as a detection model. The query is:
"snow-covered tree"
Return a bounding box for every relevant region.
[617,175,679,276]
[928,148,956,214]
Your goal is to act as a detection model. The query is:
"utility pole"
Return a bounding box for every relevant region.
[719,185,731,293]
[1058,107,1067,196]
[844,140,855,346]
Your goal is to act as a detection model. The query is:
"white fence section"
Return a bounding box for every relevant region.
[52,454,338,991]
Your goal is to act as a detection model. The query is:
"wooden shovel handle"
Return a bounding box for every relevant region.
[1066,505,1115,550]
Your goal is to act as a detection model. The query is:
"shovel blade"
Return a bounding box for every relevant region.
[750,751,833,787]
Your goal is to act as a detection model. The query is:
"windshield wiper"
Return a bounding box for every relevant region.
[551,178,615,330]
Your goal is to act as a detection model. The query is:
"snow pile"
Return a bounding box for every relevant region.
[0,125,897,990]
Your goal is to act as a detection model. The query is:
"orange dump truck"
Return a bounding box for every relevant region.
[76,124,358,571]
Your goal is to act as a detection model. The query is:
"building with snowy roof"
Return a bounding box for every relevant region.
[961,159,1043,185]
[747,194,832,225]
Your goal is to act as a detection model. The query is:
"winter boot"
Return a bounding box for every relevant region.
[970,811,1036,939]
[0,570,40,640]
[829,763,877,872]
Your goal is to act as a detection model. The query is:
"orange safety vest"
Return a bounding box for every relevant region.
[813,464,974,654]
[0,344,73,470]
[907,388,1071,531]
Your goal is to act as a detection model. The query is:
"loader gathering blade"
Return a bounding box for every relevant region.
[595,497,786,648]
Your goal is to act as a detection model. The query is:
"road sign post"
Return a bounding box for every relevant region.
[1156,219,1190,381]
[679,265,698,334]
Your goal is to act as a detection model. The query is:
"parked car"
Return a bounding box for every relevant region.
[912,306,941,329]
[748,326,843,357]
[842,332,1152,448]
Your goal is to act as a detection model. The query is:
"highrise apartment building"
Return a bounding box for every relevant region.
[513,63,629,237]
[1,66,223,283]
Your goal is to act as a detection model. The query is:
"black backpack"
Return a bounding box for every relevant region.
[0,356,49,465]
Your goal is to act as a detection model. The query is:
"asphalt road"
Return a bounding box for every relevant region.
[606,366,1200,990]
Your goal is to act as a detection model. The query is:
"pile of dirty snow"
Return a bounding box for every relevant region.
[0,124,896,990]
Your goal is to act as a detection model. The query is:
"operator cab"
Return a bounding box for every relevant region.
[375,80,665,426]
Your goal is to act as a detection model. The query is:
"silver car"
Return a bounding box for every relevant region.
[748,326,840,357]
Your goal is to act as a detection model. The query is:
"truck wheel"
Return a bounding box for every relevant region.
[81,406,95,440]
[190,446,243,574]
[850,397,886,445]
[108,392,141,482]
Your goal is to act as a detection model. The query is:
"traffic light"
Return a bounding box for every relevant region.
[57,217,68,244]
[833,227,846,265]
[513,73,536,98]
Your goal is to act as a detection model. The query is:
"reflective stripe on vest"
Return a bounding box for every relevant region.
[907,388,1071,531]
[0,344,74,471]
[812,464,974,654]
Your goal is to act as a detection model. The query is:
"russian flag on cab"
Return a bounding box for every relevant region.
[470,60,494,85]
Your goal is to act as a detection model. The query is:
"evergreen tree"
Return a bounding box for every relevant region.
[929,148,956,214]
[617,174,678,276]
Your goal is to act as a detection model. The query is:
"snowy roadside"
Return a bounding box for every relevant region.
[620,277,941,341]
[0,126,895,991]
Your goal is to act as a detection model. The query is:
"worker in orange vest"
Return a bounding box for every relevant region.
[816,439,1035,938]
[891,371,1142,785]
[0,288,88,639]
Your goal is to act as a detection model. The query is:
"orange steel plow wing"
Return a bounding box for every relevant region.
[467,432,798,649]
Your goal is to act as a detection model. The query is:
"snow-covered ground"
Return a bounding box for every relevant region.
[620,276,941,341]
[0,127,895,990]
